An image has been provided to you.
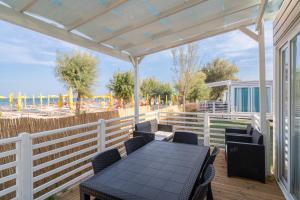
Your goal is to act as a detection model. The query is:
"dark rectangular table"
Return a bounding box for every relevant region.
[80,141,209,200]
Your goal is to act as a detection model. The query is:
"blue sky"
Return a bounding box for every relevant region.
[0,20,273,96]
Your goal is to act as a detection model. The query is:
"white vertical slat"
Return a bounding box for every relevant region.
[204,112,210,146]
[19,133,33,200]
[16,138,21,200]
[100,119,106,152]
[97,119,101,153]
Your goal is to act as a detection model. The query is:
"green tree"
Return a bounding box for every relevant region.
[55,51,98,114]
[187,72,210,102]
[107,71,134,106]
[202,58,239,100]
[140,78,160,98]
[140,78,173,103]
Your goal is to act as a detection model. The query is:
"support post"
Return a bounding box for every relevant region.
[258,21,269,176]
[129,56,143,124]
[212,102,216,113]
[204,112,210,146]
[99,119,106,152]
[227,83,231,113]
[17,133,33,200]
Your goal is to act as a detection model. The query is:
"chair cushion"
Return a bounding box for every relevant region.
[150,119,158,132]
[252,129,263,144]
[173,132,198,145]
[135,121,152,132]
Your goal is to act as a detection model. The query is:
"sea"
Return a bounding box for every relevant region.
[0,98,109,107]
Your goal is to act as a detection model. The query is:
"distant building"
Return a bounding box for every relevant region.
[206,80,273,113]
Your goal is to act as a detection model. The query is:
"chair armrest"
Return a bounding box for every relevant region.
[158,124,173,132]
[225,134,252,143]
[133,131,154,136]
[227,141,265,182]
[225,128,247,134]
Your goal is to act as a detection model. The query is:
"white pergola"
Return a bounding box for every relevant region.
[0,0,282,179]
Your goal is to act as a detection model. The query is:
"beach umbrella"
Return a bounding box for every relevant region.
[108,92,113,110]
[32,95,35,106]
[16,93,22,111]
[9,93,14,106]
[47,95,50,106]
[39,94,43,107]
[68,88,74,110]
[58,94,63,108]
[146,94,149,105]
[24,96,27,108]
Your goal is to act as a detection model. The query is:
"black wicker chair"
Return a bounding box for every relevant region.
[191,164,215,200]
[207,146,220,165]
[124,136,146,155]
[226,129,265,183]
[135,119,173,132]
[91,149,121,174]
[133,131,155,144]
[135,119,173,141]
[195,146,219,199]
[173,131,204,146]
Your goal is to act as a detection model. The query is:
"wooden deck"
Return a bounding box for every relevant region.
[56,150,285,200]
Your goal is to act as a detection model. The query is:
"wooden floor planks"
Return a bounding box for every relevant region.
[56,150,285,200]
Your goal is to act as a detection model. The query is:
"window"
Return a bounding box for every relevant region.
[251,87,271,113]
[234,88,250,112]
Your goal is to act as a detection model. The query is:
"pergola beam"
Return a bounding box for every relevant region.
[66,0,128,31]
[97,0,208,43]
[239,27,259,42]
[136,18,256,57]
[122,2,260,52]
[0,4,129,62]
[19,0,38,12]
[256,0,268,31]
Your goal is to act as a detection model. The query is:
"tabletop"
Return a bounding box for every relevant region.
[80,141,209,200]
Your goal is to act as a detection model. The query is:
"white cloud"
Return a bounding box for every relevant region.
[0,41,55,66]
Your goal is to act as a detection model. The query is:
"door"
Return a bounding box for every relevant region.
[280,45,289,188]
[291,33,300,200]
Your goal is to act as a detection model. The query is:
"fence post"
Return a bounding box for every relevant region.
[99,119,106,152]
[204,113,210,146]
[17,133,33,200]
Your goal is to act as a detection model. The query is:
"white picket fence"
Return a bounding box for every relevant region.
[0,111,265,200]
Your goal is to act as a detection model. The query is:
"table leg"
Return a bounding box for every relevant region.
[80,190,90,200]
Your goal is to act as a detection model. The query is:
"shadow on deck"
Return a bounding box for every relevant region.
[56,150,285,200]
